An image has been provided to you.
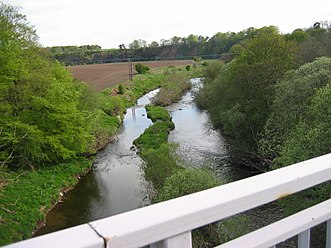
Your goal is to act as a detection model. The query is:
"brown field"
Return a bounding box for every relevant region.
[68,60,193,91]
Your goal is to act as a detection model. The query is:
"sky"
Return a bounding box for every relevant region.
[4,0,331,49]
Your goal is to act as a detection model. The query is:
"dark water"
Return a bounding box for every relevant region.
[36,79,306,247]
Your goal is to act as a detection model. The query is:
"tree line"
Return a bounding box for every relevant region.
[47,21,331,66]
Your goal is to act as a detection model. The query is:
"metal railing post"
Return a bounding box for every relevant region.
[298,229,310,248]
[326,219,331,248]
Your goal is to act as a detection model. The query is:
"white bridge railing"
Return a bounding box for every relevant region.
[5,154,331,248]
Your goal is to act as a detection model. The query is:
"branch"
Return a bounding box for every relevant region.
[0,149,14,167]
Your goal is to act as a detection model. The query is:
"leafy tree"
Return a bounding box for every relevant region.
[273,84,331,167]
[199,26,296,151]
[0,3,95,168]
[271,83,331,217]
[258,57,331,160]
[117,84,125,94]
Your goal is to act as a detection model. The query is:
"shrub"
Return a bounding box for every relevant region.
[118,84,125,94]
[141,144,181,189]
[135,63,150,74]
[154,168,221,202]
[152,72,191,106]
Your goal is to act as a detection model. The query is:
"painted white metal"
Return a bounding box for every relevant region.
[3,224,104,248]
[215,199,331,248]
[327,219,331,248]
[162,232,192,248]
[298,229,310,248]
[4,153,331,248]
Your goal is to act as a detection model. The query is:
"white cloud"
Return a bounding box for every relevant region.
[4,0,331,48]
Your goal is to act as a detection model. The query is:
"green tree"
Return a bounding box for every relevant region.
[258,57,331,160]
[271,83,331,217]
[0,3,95,168]
[199,26,296,151]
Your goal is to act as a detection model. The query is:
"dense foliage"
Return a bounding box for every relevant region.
[196,26,296,150]
[196,25,331,214]
[0,4,96,168]
[259,57,331,163]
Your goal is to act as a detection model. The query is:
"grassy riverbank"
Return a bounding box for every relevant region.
[0,64,202,246]
[0,159,92,244]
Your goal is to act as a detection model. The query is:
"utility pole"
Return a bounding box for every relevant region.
[120,44,133,81]
[128,58,133,81]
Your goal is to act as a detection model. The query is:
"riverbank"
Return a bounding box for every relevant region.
[0,64,203,246]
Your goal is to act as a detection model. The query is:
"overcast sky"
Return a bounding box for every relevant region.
[4,0,331,49]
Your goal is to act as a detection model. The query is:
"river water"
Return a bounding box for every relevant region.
[36,79,306,246]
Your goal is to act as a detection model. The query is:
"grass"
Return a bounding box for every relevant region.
[0,159,92,246]
[133,121,175,152]
[133,104,180,189]
[145,105,172,122]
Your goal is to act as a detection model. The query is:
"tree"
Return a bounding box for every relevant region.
[0,3,95,168]
[200,26,296,151]
[258,57,331,161]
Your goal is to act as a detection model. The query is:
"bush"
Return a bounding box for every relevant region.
[141,144,181,189]
[135,63,150,74]
[154,168,221,202]
[118,84,125,94]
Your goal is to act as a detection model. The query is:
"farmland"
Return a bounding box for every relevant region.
[68,60,193,91]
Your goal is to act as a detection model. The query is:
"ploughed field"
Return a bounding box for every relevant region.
[68,60,193,91]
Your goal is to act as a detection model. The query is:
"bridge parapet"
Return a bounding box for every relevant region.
[4,154,331,248]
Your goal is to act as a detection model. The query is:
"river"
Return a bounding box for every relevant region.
[35,79,311,247]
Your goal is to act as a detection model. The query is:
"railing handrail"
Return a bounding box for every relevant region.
[4,153,331,248]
